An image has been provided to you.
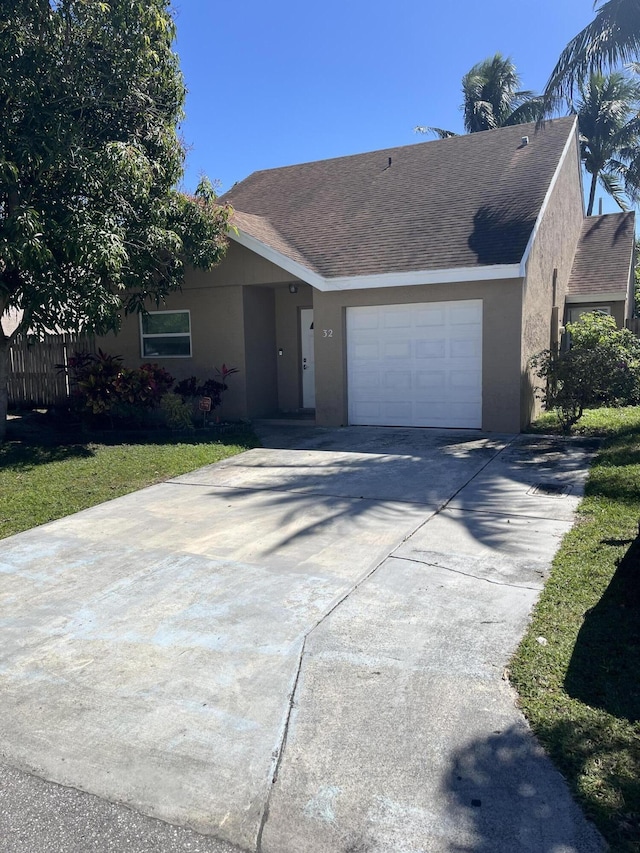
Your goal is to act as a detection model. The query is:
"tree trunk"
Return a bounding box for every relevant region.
[587,171,598,216]
[0,335,9,444]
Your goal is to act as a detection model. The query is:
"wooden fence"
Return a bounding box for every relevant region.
[8,334,95,408]
[626,317,640,336]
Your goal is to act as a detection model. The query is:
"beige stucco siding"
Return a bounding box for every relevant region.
[95,285,249,418]
[95,241,305,418]
[521,130,585,426]
[184,241,300,289]
[243,286,277,417]
[313,279,524,434]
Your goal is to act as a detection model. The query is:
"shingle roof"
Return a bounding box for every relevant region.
[220,117,577,280]
[567,212,635,296]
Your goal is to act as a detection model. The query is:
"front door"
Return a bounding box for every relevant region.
[300,308,315,408]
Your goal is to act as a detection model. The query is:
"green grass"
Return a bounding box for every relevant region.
[511,406,640,852]
[0,429,258,540]
[529,406,640,437]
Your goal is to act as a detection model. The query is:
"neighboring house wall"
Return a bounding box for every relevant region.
[520,130,584,427]
[313,277,524,433]
[567,300,626,328]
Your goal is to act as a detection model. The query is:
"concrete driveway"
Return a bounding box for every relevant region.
[0,426,604,852]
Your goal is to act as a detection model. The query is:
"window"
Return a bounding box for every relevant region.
[140,311,192,357]
[567,305,611,324]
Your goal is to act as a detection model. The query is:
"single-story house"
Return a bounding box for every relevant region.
[98,116,636,433]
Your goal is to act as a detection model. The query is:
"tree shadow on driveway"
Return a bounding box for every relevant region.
[212,426,599,557]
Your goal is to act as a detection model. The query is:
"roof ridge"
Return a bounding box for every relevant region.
[220,117,577,188]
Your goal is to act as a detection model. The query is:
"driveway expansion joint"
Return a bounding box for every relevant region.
[255,435,520,848]
[254,506,438,849]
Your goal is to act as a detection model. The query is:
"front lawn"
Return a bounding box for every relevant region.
[0,417,258,540]
[510,407,640,852]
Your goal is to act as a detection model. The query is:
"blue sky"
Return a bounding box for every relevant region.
[173,0,611,209]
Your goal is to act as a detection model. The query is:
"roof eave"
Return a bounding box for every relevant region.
[231,229,522,291]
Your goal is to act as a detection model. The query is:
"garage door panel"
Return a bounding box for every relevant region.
[347,300,482,429]
[416,306,447,326]
[351,369,380,389]
[383,341,412,359]
[382,371,412,390]
[416,339,446,359]
[350,310,380,330]
[382,401,413,421]
[415,371,446,392]
[351,401,382,420]
[383,310,413,329]
[450,303,482,324]
[352,342,380,360]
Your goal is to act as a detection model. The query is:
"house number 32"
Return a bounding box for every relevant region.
[322,329,333,338]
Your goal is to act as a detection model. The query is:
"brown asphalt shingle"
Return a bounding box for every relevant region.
[567,212,635,296]
[220,117,578,279]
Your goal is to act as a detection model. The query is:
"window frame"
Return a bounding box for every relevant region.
[139,309,192,359]
[567,305,611,324]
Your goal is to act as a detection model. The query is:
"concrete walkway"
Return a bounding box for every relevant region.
[0,426,604,852]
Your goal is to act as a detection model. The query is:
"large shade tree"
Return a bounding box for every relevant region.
[416,53,546,138]
[0,0,231,441]
[573,71,640,213]
[545,0,640,105]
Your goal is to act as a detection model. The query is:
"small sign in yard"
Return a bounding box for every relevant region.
[199,397,212,412]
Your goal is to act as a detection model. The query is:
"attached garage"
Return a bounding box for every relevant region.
[346,300,483,429]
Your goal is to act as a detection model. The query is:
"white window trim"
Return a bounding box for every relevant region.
[139,309,192,358]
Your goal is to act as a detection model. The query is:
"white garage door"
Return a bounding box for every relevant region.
[347,300,482,429]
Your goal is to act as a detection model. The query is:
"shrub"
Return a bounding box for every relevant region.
[115,363,174,408]
[68,350,124,415]
[68,350,175,423]
[174,375,229,410]
[160,392,195,431]
[531,312,640,431]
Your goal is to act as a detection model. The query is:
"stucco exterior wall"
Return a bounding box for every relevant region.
[312,279,524,434]
[184,240,300,289]
[521,130,585,427]
[95,240,304,419]
[243,286,277,417]
[95,285,249,418]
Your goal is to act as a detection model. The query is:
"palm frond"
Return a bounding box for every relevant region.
[545,0,640,104]
[413,126,458,139]
[598,169,631,210]
[504,97,547,125]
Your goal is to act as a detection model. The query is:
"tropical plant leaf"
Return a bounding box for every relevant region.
[414,126,458,138]
[545,0,640,104]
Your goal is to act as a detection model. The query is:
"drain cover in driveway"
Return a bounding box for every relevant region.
[527,482,573,498]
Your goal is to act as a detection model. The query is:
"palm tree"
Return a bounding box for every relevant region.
[545,0,640,105]
[416,54,545,138]
[573,71,640,213]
